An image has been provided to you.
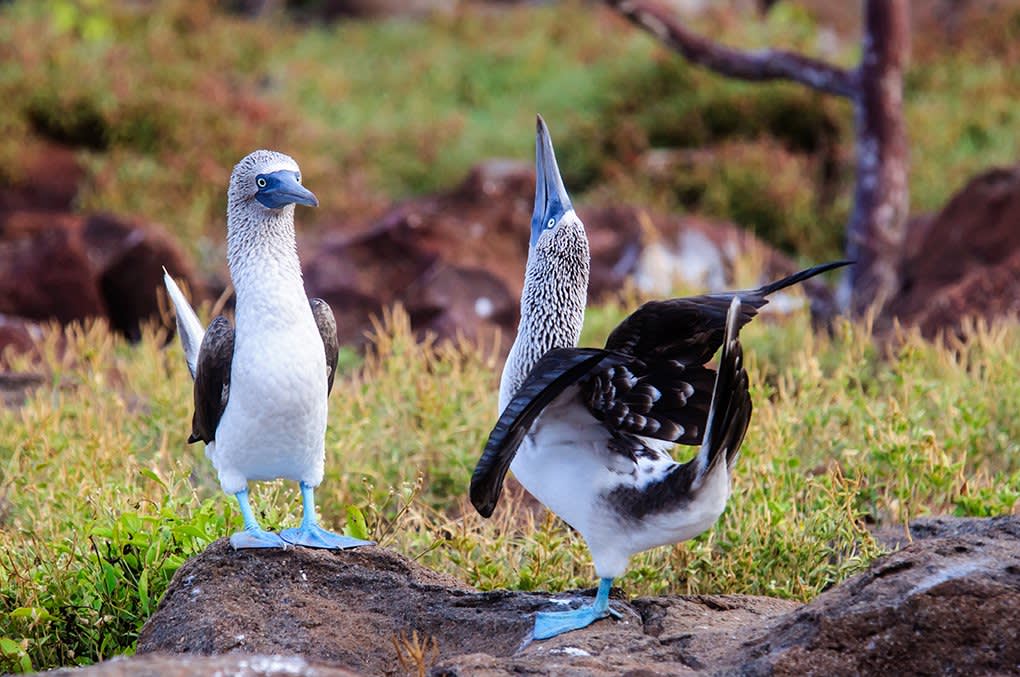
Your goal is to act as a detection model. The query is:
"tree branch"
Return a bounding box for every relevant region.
[604,0,859,99]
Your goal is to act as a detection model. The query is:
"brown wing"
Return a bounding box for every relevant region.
[189,316,234,445]
[310,298,339,396]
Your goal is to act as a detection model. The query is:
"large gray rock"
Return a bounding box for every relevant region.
[118,516,1020,675]
[733,516,1020,676]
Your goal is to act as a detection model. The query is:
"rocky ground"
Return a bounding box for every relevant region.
[41,515,1020,676]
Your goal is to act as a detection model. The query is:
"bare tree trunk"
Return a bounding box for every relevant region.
[604,0,911,316]
[840,0,910,315]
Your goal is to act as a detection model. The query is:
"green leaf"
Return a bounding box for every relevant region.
[343,505,370,541]
[0,637,21,654]
[139,468,167,490]
[138,569,150,615]
[9,607,52,622]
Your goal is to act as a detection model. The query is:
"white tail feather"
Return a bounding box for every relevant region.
[692,295,742,487]
[162,267,205,379]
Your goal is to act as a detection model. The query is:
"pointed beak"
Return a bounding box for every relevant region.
[256,170,319,209]
[532,114,572,229]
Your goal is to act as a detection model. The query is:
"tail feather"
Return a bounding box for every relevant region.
[754,259,853,297]
[692,296,753,488]
[162,267,205,380]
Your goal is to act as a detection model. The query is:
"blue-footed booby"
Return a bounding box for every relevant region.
[163,149,372,551]
[470,115,851,639]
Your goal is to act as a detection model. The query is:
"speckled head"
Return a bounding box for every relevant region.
[227,149,319,214]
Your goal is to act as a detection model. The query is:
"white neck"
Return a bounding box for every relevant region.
[226,204,308,325]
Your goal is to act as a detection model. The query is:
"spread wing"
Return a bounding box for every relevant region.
[188,316,234,445]
[471,349,620,517]
[471,347,714,517]
[581,356,716,446]
[604,260,853,364]
[310,298,339,396]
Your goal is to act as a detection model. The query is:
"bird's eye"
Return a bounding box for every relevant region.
[547,218,555,229]
[256,177,267,188]
[295,174,301,183]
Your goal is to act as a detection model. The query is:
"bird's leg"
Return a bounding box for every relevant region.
[229,488,288,550]
[279,481,374,550]
[533,577,621,640]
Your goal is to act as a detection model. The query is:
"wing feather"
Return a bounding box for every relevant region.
[310,298,339,396]
[470,349,623,517]
[189,316,234,445]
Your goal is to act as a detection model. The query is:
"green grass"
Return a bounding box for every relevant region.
[2,299,1020,671]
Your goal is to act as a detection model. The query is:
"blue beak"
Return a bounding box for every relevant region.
[530,115,573,245]
[255,170,319,209]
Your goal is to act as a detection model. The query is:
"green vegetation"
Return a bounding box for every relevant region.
[2,0,1020,672]
[3,304,1020,671]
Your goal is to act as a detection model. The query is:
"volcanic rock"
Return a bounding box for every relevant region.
[886,165,1020,336]
[123,516,1020,676]
[0,211,200,350]
[734,515,1020,676]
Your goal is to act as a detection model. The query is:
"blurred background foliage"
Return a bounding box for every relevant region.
[1,0,1018,266]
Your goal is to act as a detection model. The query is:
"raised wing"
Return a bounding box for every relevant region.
[188,316,234,445]
[606,298,753,520]
[471,348,622,518]
[310,298,339,396]
[581,357,716,446]
[604,260,852,364]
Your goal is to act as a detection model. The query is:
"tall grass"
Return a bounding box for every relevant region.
[2,300,1020,671]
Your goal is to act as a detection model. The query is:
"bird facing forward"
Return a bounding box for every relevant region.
[164,149,372,551]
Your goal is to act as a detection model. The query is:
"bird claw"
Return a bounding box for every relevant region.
[280,523,374,550]
[229,528,289,550]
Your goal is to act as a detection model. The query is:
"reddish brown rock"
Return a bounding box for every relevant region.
[0,140,83,215]
[885,166,1020,336]
[0,211,200,346]
[0,214,106,324]
[82,213,199,340]
[306,161,842,350]
[909,248,1020,338]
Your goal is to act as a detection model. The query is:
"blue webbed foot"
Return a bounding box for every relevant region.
[283,481,374,549]
[534,603,615,639]
[533,578,619,640]
[280,523,374,550]
[230,489,288,549]
[229,527,288,550]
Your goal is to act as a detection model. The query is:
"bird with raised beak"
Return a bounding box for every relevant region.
[471,116,850,639]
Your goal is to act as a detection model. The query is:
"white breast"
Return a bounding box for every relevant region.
[208,279,328,495]
[509,386,731,579]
